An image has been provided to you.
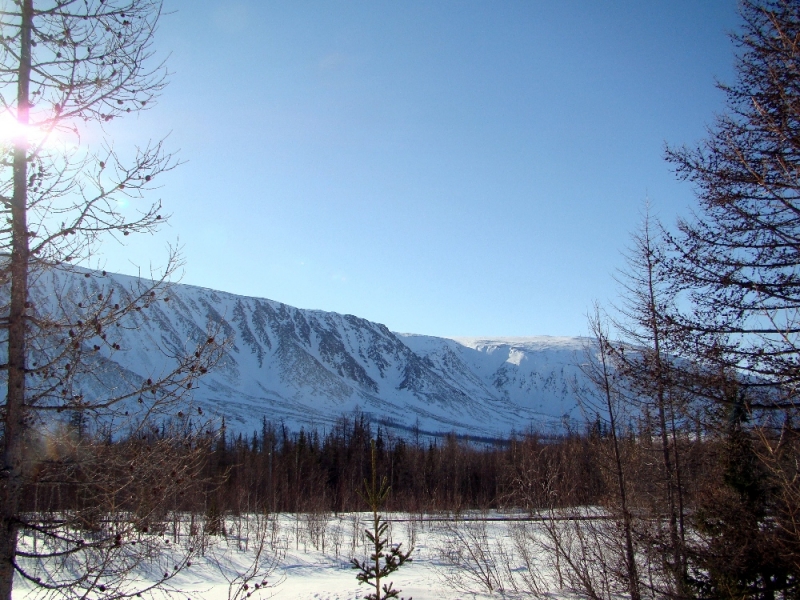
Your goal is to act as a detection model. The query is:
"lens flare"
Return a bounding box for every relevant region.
[0,111,56,148]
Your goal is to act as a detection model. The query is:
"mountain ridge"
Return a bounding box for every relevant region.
[28,268,591,438]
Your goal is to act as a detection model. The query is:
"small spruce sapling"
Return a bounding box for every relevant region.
[352,440,413,600]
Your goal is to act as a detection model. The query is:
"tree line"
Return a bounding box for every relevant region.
[9,403,765,598]
[18,413,607,517]
[14,409,720,518]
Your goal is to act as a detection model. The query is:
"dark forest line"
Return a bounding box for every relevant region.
[19,410,716,518]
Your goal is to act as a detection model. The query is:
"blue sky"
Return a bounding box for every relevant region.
[101,0,739,337]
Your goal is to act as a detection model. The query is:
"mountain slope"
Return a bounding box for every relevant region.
[30,269,590,438]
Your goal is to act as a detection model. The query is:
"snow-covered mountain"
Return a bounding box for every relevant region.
[32,269,591,439]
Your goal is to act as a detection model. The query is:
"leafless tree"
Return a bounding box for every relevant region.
[578,308,641,600]
[0,2,222,599]
[16,426,211,600]
[664,0,800,408]
[660,0,800,594]
[609,209,690,597]
[435,515,505,595]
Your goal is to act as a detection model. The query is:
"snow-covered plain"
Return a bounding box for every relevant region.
[13,512,576,600]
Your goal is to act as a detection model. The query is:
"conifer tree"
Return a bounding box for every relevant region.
[352,440,413,600]
[610,210,689,596]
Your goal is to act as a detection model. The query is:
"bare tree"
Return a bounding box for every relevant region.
[0,2,222,599]
[578,308,641,600]
[16,426,211,600]
[660,0,800,594]
[435,516,505,595]
[664,0,800,406]
[611,209,689,597]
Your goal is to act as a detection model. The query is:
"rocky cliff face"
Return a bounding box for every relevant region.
[29,268,590,438]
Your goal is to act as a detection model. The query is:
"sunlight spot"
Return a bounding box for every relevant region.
[0,111,47,146]
[0,110,68,151]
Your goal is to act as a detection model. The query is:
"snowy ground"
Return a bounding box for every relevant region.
[13,512,575,600]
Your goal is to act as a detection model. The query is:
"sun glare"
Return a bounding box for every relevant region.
[0,111,60,149]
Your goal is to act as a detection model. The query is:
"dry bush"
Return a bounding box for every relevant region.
[15,427,210,599]
[434,515,507,595]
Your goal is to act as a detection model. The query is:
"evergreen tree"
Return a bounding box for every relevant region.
[689,392,795,598]
[352,440,413,600]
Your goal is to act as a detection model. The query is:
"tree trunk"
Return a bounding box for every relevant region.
[603,369,640,600]
[0,2,32,598]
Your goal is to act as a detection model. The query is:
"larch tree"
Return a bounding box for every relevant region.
[664,0,800,405]
[661,0,800,593]
[579,309,641,600]
[0,2,221,599]
[610,210,689,597]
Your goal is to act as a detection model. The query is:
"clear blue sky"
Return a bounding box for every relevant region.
[100,0,739,338]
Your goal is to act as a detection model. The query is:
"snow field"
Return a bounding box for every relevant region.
[14,511,583,600]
